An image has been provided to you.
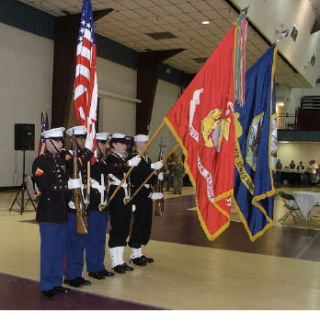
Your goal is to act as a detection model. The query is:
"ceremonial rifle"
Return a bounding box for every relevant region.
[72,131,88,235]
[154,138,165,216]
[124,144,179,207]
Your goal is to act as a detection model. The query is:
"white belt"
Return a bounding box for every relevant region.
[110,181,127,188]
[109,174,129,198]
[109,174,128,188]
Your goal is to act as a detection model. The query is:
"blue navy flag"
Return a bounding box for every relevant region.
[233,45,278,241]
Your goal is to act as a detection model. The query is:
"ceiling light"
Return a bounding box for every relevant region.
[202,20,210,25]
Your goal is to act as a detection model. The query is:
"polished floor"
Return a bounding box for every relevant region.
[0,273,162,310]
[1,187,320,309]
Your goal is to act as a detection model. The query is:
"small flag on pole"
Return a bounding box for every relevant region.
[37,110,49,156]
[73,0,98,158]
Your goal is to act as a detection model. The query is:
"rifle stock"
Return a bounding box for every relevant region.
[154,138,165,217]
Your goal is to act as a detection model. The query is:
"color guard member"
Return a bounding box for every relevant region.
[105,133,141,274]
[64,125,93,288]
[86,132,114,279]
[129,134,163,266]
[32,127,81,299]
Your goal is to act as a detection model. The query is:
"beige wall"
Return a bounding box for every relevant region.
[278,142,320,168]
[0,22,184,185]
[97,58,137,135]
[148,79,182,162]
[232,0,320,87]
[0,22,53,187]
[276,84,320,114]
[288,84,320,114]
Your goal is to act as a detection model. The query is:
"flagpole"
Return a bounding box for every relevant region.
[104,119,165,208]
[86,117,91,206]
[276,29,289,43]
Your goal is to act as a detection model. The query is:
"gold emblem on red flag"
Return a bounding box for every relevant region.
[201,108,230,151]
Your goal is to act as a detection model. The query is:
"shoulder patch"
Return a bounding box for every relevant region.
[65,154,72,161]
[34,167,44,177]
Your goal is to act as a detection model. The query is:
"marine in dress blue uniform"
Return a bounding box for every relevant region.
[86,132,114,280]
[64,125,93,288]
[32,127,81,299]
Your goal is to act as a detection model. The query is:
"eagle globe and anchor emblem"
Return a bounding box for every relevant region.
[199,103,233,208]
[200,103,232,152]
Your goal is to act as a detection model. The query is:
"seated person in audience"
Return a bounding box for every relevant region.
[298,162,307,184]
[316,164,320,184]
[306,160,315,185]
[297,161,305,172]
[310,160,317,184]
[276,159,282,171]
[289,160,296,170]
[275,159,282,187]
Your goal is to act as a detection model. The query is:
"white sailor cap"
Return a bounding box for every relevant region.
[66,125,87,137]
[42,127,65,139]
[96,132,109,141]
[134,134,149,142]
[110,133,127,144]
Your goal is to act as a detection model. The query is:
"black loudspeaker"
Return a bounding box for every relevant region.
[14,124,35,151]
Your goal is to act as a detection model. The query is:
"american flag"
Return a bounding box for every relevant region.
[74,0,97,155]
[37,110,49,156]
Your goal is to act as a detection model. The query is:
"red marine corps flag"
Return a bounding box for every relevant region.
[165,18,247,240]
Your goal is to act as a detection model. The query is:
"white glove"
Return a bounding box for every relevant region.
[128,155,141,167]
[90,179,105,194]
[68,178,82,190]
[149,192,163,200]
[158,172,164,181]
[68,200,83,209]
[151,161,163,170]
[132,204,136,212]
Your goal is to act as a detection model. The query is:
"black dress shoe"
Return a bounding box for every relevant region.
[64,279,82,288]
[113,265,126,274]
[130,256,147,266]
[88,272,105,280]
[141,255,154,263]
[42,289,58,299]
[54,286,71,294]
[122,263,134,271]
[76,277,92,286]
[99,269,115,277]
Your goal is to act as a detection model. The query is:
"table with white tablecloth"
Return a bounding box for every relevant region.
[292,191,320,217]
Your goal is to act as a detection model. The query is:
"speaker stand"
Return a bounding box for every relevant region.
[9,150,37,214]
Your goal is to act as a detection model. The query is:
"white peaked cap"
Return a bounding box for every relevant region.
[66,125,87,136]
[134,134,149,142]
[112,133,126,139]
[96,132,109,141]
[42,127,65,139]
